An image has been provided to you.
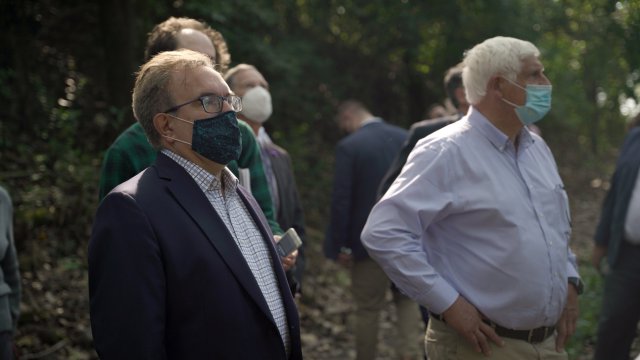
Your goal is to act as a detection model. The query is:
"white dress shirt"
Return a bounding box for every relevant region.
[361,107,579,330]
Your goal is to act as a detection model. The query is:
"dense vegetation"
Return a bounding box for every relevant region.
[1,0,639,358]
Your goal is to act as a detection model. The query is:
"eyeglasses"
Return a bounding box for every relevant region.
[163,94,242,114]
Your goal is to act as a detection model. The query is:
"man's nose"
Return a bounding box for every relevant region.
[221,99,233,112]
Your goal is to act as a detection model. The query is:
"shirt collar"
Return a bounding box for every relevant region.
[467,106,535,152]
[359,117,383,128]
[256,126,273,146]
[161,149,239,193]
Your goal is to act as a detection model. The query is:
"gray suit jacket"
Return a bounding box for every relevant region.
[0,186,20,333]
[262,141,306,291]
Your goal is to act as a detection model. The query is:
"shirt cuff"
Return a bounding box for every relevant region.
[566,262,579,279]
[418,276,459,315]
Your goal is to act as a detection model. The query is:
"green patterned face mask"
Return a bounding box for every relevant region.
[165,111,241,165]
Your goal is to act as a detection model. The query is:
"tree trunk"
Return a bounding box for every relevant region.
[98,0,137,126]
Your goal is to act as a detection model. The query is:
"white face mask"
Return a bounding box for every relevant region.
[239,86,272,123]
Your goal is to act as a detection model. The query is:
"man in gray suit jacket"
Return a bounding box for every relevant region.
[224,64,305,295]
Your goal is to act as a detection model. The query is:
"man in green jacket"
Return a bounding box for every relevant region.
[98,17,282,235]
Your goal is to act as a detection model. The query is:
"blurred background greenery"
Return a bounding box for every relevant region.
[1,0,639,358]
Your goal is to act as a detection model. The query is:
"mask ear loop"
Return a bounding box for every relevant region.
[500,77,526,108]
[162,113,194,145]
[162,135,192,146]
[501,97,521,108]
[502,76,526,90]
[165,113,195,125]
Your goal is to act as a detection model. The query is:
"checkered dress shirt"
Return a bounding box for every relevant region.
[162,150,290,356]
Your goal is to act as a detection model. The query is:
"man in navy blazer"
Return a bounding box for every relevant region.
[592,116,640,360]
[88,50,302,359]
[324,100,420,360]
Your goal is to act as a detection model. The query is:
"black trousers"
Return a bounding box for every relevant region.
[0,331,14,360]
[594,241,640,360]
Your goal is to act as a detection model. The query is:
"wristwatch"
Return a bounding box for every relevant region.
[568,277,584,295]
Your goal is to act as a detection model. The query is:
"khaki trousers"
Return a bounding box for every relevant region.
[425,317,568,360]
[352,257,421,360]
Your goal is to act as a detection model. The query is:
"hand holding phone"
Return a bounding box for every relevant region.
[276,228,302,257]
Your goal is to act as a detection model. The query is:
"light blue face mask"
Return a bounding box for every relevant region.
[501,78,552,125]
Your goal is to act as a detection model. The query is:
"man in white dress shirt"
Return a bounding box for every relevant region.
[361,36,581,359]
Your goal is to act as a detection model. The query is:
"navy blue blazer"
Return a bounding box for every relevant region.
[595,127,640,267]
[325,120,408,261]
[89,153,302,360]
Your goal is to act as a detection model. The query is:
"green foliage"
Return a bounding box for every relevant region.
[1,0,639,357]
[566,264,604,357]
[528,0,633,153]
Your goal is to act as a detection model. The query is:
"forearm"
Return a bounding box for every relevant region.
[361,175,458,313]
[361,213,457,313]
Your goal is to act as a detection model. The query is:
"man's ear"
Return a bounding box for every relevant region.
[153,113,173,143]
[487,75,505,97]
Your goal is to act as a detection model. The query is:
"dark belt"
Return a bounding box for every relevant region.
[428,311,555,344]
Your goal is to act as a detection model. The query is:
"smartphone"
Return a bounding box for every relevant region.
[276,228,302,257]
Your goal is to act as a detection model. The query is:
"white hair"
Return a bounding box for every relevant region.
[462,36,540,105]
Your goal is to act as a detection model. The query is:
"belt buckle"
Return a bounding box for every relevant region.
[528,327,549,343]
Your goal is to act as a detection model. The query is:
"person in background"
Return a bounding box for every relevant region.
[224,64,306,295]
[89,50,302,359]
[426,103,448,119]
[378,64,468,198]
[325,100,421,360]
[0,186,20,360]
[378,65,470,352]
[98,16,283,236]
[592,112,640,360]
[362,36,581,359]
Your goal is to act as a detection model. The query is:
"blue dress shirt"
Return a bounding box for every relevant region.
[361,106,579,330]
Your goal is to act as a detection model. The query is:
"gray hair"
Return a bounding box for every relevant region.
[463,36,540,105]
[223,63,258,90]
[132,49,213,149]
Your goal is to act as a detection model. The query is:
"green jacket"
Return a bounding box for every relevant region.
[98,121,283,235]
